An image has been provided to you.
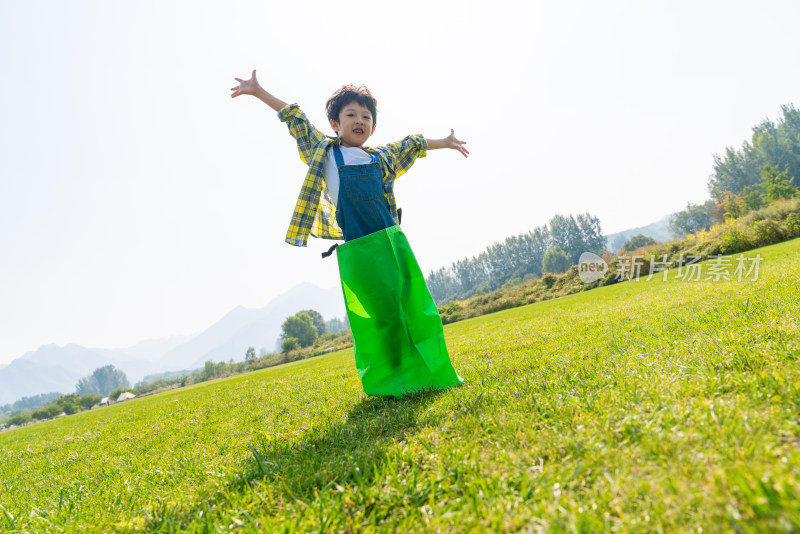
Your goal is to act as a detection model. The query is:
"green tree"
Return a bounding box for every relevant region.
[759,164,798,201]
[7,413,32,426]
[76,365,130,396]
[549,215,582,263]
[575,213,607,256]
[57,394,81,415]
[325,316,350,334]
[426,266,461,303]
[622,234,657,252]
[708,104,800,202]
[32,403,62,420]
[549,213,605,263]
[298,310,327,336]
[542,245,571,274]
[1,392,62,417]
[669,201,715,237]
[741,185,765,211]
[200,361,225,381]
[281,312,318,347]
[245,347,256,362]
[75,376,98,396]
[79,395,102,410]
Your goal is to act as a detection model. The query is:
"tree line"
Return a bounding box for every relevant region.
[279,310,349,352]
[671,103,800,236]
[425,213,606,304]
[1,365,132,427]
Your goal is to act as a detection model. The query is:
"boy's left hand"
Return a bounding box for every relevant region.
[445,129,469,158]
[427,130,469,157]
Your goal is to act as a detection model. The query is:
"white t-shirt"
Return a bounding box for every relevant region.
[324,146,375,207]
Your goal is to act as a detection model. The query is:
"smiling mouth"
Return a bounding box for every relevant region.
[353,128,364,134]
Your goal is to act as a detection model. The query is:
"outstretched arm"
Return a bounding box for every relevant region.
[230,69,287,112]
[426,129,469,158]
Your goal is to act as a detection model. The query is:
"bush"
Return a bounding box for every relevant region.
[32,404,62,420]
[741,197,800,226]
[61,403,80,415]
[79,394,102,409]
[749,219,785,247]
[483,296,522,315]
[57,393,82,415]
[541,273,557,289]
[786,213,800,237]
[281,337,300,353]
[716,227,754,255]
[7,413,32,426]
[502,277,522,289]
[621,234,657,252]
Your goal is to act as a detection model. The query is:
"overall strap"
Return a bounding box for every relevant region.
[321,243,339,259]
[332,145,345,169]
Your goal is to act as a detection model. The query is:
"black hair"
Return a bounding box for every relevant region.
[325,84,378,126]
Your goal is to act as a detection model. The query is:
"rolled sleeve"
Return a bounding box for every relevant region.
[278,103,326,165]
[385,134,427,180]
[277,102,300,122]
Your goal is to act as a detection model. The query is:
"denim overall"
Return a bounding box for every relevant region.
[333,146,397,241]
[332,145,463,397]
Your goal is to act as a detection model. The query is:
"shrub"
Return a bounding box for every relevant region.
[622,234,657,252]
[716,227,754,255]
[7,413,32,426]
[61,403,80,415]
[32,404,62,420]
[718,191,747,220]
[483,296,521,315]
[784,212,800,237]
[541,273,557,288]
[281,337,300,353]
[502,277,522,289]
[444,300,461,314]
[749,219,785,247]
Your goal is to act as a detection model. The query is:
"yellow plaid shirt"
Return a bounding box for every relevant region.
[278,103,427,247]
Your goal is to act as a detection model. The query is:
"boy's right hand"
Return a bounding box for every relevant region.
[231,70,260,98]
[231,70,288,112]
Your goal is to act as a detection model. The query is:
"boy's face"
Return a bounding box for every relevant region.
[330,102,376,148]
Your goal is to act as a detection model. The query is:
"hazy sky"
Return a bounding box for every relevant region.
[2,0,799,364]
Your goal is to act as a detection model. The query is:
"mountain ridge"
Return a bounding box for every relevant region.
[0,283,345,405]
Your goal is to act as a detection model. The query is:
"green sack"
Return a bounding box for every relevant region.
[337,226,464,397]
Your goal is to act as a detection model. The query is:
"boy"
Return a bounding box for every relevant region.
[231,70,466,397]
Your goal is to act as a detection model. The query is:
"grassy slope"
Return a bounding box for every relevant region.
[1,240,799,532]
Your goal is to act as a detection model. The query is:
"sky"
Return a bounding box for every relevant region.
[1,0,799,365]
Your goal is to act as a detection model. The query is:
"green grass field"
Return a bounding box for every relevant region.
[1,239,799,533]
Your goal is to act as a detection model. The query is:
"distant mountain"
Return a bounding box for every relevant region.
[159,282,345,370]
[0,344,160,405]
[0,358,82,405]
[120,335,193,362]
[605,213,675,253]
[0,282,345,405]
